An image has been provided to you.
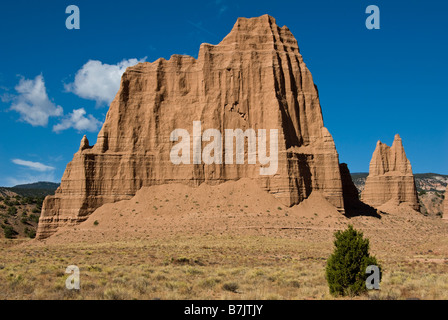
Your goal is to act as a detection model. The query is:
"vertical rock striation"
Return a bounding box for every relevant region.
[361,134,419,211]
[37,15,345,239]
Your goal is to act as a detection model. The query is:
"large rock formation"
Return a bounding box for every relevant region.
[361,134,419,211]
[37,15,346,239]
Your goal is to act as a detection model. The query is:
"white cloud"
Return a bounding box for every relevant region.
[11,159,55,172]
[53,108,102,133]
[10,75,63,126]
[65,58,146,105]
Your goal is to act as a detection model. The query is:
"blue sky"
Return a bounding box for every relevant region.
[0,0,447,186]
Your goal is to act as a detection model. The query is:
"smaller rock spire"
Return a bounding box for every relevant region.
[362,134,419,211]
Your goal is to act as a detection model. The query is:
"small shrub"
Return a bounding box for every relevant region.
[29,214,40,223]
[326,225,381,296]
[3,225,18,239]
[7,206,17,216]
[222,282,239,293]
[289,280,301,288]
[171,257,191,265]
[24,227,36,239]
[93,220,99,226]
[199,277,220,288]
[87,265,102,272]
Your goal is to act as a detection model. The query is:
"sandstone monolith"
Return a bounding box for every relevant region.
[361,134,419,211]
[37,15,345,239]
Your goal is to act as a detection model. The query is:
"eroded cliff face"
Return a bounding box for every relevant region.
[37,15,345,239]
[361,134,420,211]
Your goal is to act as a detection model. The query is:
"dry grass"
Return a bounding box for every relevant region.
[1,232,448,300]
[2,181,448,300]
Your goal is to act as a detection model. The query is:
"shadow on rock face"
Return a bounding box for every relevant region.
[339,163,382,219]
[344,199,383,219]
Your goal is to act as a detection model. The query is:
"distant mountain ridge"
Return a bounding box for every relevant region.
[0,181,60,198]
[12,181,60,190]
[351,173,448,193]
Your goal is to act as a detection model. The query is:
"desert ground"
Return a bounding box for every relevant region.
[1,179,448,300]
